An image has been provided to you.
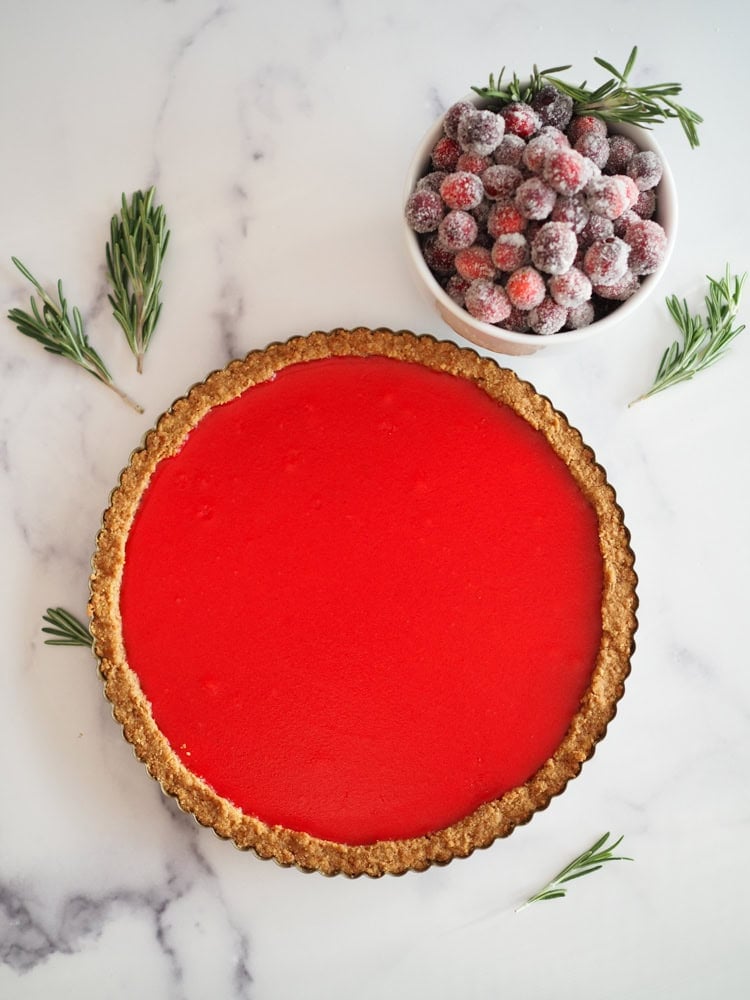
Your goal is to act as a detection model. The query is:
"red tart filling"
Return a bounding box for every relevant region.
[119,355,603,845]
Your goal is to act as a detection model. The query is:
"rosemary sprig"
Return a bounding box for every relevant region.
[41,608,93,648]
[632,267,747,404]
[106,187,170,373]
[7,258,143,413]
[473,47,702,148]
[517,833,632,910]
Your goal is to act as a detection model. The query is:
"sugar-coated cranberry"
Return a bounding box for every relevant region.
[501,101,540,139]
[522,133,559,173]
[612,173,640,210]
[440,171,484,210]
[551,194,589,233]
[574,133,609,169]
[548,266,592,308]
[583,236,631,285]
[481,164,523,200]
[465,279,511,323]
[505,266,546,310]
[515,177,556,220]
[445,273,471,305]
[457,108,505,156]
[487,199,527,237]
[542,147,589,195]
[566,300,595,329]
[531,84,574,130]
[455,244,496,281]
[613,208,641,239]
[431,135,461,171]
[585,176,629,220]
[405,188,445,233]
[499,305,531,332]
[493,133,526,167]
[592,270,640,300]
[456,152,491,174]
[633,188,656,219]
[491,233,529,271]
[579,213,614,247]
[417,171,448,193]
[437,209,478,251]
[531,222,578,274]
[624,218,668,275]
[567,115,608,144]
[421,234,456,275]
[606,134,637,174]
[626,150,663,191]
[443,101,474,139]
[528,296,567,335]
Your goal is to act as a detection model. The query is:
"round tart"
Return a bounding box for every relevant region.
[89,328,637,877]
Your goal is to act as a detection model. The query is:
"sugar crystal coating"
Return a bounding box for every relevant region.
[443,101,474,139]
[574,132,610,169]
[455,244,496,281]
[531,222,578,274]
[481,164,523,200]
[431,136,461,171]
[421,234,455,275]
[531,84,574,130]
[458,109,505,156]
[515,177,557,220]
[438,210,478,251]
[625,218,668,275]
[487,199,527,237]
[440,171,485,211]
[567,115,608,144]
[592,270,640,301]
[491,233,530,272]
[585,176,629,220]
[548,267,592,308]
[445,273,471,305]
[528,296,568,335]
[551,194,589,233]
[583,236,631,285]
[456,152,491,175]
[626,150,663,191]
[405,188,444,233]
[501,101,540,139]
[493,133,526,167]
[606,134,637,174]
[566,300,595,329]
[505,266,546,310]
[464,279,511,323]
[543,148,589,196]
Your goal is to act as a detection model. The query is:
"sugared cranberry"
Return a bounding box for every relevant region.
[405,188,444,233]
[493,133,526,167]
[481,164,523,200]
[440,171,484,211]
[443,101,474,139]
[445,273,471,305]
[548,267,592,308]
[579,212,614,247]
[542,148,589,195]
[567,115,608,145]
[625,218,668,275]
[522,133,559,173]
[421,234,455,275]
[505,266,546,310]
[457,109,505,156]
[417,170,448,193]
[501,102,540,139]
[531,84,574,130]
[528,296,568,335]
[437,209,478,251]
[633,188,657,219]
[612,174,640,210]
[456,152,491,175]
[626,150,663,191]
[465,279,511,323]
[585,176,629,220]
[613,209,641,239]
[566,300,595,329]
[455,244,496,281]
[592,270,640,301]
[515,177,556,220]
[583,236,631,285]
[531,222,578,274]
[487,199,527,237]
[490,233,529,272]
[500,305,531,333]
[431,135,461,171]
[574,133,609,169]
[606,134,637,174]
[551,194,589,233]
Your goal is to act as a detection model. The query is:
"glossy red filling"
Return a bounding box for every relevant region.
[120,356,603,844]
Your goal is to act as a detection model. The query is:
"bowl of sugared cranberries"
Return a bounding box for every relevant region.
[404,91,677,355]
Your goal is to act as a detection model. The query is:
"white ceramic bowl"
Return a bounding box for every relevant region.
[404,100,678,356]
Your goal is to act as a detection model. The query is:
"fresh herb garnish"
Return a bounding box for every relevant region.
[106,187,170,374]
[7,258,143,413]
[41,608,93,648]
[517,833,632,910]
[632,266,747,404]
[473,47,702,148]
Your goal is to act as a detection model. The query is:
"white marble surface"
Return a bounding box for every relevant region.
[1,1,749,997]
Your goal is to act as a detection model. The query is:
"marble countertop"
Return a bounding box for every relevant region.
[2,2,748,997]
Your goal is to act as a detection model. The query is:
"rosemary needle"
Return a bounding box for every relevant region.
[41,608,93,648]
[631,266,747,404]
[7,257,143,413]
[517,833,632,910]
[473,46,702,148]
[106,187,170,374]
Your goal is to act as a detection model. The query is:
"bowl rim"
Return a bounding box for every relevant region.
[404,98,678,350]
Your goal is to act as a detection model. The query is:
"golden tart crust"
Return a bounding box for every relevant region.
[89,327,637,877]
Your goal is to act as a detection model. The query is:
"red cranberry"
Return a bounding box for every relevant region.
[515,177,556,220]
[606,134,637,174]
[493,134,526,167]
[551,194,589,233]
[624,218,668,275]
[531,222,578,274]
[456,152,491,174]
[501,102,540,139]
[585,176,629,220]
[457,109,505,156]
[531,84,573,130]
[505,266,546,310]
[574,133,610,169]
[583,236,631,285]
[626,150,663,191]
[443,101,474,139]
[421,234,456,275]
[592,271,640,300]
[490,233,529,272]
[567,115,608,144]
[465,279,511,323]
[548,267,592,308]
[440,171,484,210]
[431,135,461,171]
[437,210,478,251]
[455,245,496,281]
[481,164,523,200]
[445,273,471,305]
[528,296,568,335]
[542,148,589,196]
[405,188,445,233]
[487,199,527,237]
[566,300,595,329]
